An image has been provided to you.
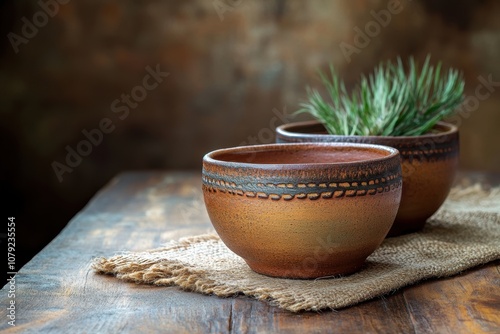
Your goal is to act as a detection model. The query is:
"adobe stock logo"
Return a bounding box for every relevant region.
[51,65,169,182]
[7,0,70,54]
[339,0,412,63]
[212,0,243,21]
[447,74,500,127]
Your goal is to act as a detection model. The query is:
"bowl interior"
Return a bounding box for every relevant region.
[207,144,396,166]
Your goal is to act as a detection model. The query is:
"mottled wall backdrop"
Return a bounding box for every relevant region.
[1,0,500,266]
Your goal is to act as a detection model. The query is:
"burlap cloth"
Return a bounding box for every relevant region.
[93,184,500,312]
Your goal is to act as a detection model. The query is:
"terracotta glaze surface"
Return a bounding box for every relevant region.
[202,143,402,279]
[276,121,459,236]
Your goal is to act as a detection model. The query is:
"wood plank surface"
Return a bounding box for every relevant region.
[0,171,499,333]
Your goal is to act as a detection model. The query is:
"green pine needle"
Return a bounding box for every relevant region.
[297,56,465,136]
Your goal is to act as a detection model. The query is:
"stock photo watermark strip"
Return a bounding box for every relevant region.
[4,217,17,327]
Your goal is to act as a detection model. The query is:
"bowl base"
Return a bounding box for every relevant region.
[245,259,365,279]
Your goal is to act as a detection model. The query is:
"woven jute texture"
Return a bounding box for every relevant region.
[93,185,500,312]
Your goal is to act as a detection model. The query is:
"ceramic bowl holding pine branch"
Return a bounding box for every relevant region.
[202,142,402,279]
[285,56,463,236]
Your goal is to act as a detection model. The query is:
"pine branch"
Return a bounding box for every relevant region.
[296,56,465,136]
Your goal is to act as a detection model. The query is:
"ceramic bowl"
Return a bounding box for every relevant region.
[276,121,459,236]
[202,143,402,279]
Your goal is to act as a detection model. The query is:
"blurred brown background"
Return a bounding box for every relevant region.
[1,0,500,270]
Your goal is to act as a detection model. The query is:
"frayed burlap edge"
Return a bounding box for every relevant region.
[92,184,500,312]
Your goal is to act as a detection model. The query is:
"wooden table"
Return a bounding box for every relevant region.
[1,171,499,333]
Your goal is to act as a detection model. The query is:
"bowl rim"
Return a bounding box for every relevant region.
[203,142,400,170]
[276,120,458,141]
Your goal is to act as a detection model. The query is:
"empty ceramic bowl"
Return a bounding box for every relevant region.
[202,143,402,279]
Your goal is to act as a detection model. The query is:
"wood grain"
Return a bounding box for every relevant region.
[0,171,498,333]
